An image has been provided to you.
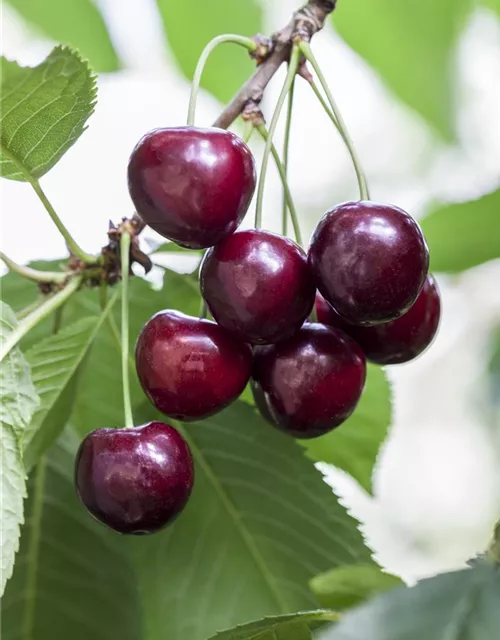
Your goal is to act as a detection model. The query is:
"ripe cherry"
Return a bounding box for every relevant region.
[200,229,315,344]
[127,127,256,249]
[308,201,429,325]
[135,310,252,420]
[75,421,193,534]
[315,274,441,365]
[252,323,366,438]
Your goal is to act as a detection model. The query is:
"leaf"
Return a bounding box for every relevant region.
[302,365,392,494]
[319,564,500,640]
[23,312,116,471]
[333,0,471,139]
[155,0,262,103]
[420,187,500,273]
[0,302,39,595]
[207,610,338,640]
[5,0,120,72]
[1,46,96,181]
[310,564,402,611]
[131,400,372,639]
[1,431,141,640]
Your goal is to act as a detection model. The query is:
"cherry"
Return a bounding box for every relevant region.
[200,229,315,344]
[252,323,366,438]
[127,127,256,249]
[135,310,252,420]
[315,274,441,365]
[308,201,429,326]
[75,421,193,534]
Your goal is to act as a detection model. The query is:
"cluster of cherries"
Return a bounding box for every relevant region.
[75,126,440,535]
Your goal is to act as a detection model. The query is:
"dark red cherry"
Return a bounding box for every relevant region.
[200,229,315,344]
[315,274,441,365]
[135,310,252,420]
[127,127,256,249]
[75,421,193,534]
[308,201,429,325]
[252,324,366,438]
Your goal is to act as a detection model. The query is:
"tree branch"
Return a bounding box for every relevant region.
[212,0,337,130]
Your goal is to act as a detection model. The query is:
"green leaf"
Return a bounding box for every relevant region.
[155,0,262,103]
[302,365,392,494]
[207,610,338,640]
[1,431,141,640]
[333,0,471,139]
[131,400,372,639]
[421,187,500,273]
[1,46,96,181]
[23,312,116,470]
[319,564,500,640]
[5,0,120,72]
[0,302,39,595]
[310,564,402,611]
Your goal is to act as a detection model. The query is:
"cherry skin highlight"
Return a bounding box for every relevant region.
[127,126,256,249]
[200,229,315,344]
[135,310,252,420]
[308,201,429,325]
[75,421,194,535]
[252,323,366,438]
[315,274,441,365]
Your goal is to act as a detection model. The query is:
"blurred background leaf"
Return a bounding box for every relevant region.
[5,0,120,72]
[155,0,262,105]
[333,0,472,140]
[421,187,500,273]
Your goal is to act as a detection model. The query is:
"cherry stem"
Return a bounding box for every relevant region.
[310,80,341,132]
[242,118,254,143]
[299,41,370,201]
[255,124,303,246]
[120,232,134,429]
[281,75,295,236]
[187,34,257,127]
[0,275,83,362]
[0,251,67,284]
[255,44,300,229]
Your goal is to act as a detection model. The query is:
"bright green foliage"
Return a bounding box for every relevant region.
[303,365,392,494]
[310,564,402,611]
[5,0,120,72]
[319,563,500,639]
[1,432,141,640]
[207,610,338,639]
[0,46,96,181]
[155,0,262,104]
[23,313,117,470]
[333,0,472,139]
[0,303,39,595]
[421,187,500,273]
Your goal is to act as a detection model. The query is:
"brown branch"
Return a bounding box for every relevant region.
[212,0,337,130]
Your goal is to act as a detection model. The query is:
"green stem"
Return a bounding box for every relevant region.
[310,80,341,132]
[281,75,295,236]
[0,251,66,284]
[120,232,134,429]
[0,143,96,263]
[300,41,370,201]
[242,119,254,144]
[255,124,302,246]
[187,34,257,126]
[0,276,82,362]
[255,45,300,229]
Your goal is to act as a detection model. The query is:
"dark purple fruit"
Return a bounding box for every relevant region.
[127,126,256,249]
[308,201,429,325]
[200,229,315,344]
[135,310,252,420]
[252,323,366,438]
[316,274,441,364]
[75,421,193,534]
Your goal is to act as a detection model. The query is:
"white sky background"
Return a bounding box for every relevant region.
[1,0,500,583]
